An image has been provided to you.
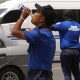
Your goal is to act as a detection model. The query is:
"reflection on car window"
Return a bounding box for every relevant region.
[0,9,7,15]
[0,40,5,48]
[2,10,22,24]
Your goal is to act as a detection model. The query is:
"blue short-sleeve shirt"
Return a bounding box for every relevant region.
[24,27,56,71]
[52,21,80,49]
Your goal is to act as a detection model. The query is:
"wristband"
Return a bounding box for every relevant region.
[20,16,25,21]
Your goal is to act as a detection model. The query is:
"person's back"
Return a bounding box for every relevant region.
[53,20,80,49]
[52,10,80,80]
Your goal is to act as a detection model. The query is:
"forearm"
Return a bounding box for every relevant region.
[13,17,24,31]
[11,8,31,39]
[11,17,25,39]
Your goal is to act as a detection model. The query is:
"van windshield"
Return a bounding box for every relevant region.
[0,9,7,15]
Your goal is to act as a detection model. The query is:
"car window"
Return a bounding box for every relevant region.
[0,40,5,48]
[55,9,63,22]
[55,9,78,22]
[76,10,80,23]
[1,10,22,24]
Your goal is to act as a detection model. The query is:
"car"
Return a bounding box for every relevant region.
[0,30,29,80]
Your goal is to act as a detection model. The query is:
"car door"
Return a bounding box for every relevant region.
[0,39,8,66]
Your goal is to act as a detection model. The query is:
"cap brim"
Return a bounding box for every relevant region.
[35,3,42,12]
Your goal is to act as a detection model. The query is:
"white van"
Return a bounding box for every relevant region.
[0,0,80,80]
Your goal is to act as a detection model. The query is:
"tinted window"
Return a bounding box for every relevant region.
[55,9,78,22]
[1,10,22,24]
[76,10,80,23]
[55,9,63,21]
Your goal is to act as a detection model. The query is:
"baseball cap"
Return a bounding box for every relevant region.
[32,3,57,25]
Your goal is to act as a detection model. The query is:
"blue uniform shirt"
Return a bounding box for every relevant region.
[24,27,56,71]
[52,21,80,49]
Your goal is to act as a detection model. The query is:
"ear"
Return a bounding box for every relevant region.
[40,16,45,22]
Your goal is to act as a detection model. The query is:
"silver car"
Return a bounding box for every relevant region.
[0,33,28,80]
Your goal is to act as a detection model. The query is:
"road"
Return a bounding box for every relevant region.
[52,63,64,80]
[52,62,76,80]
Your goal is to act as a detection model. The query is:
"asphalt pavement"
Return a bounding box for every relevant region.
[52,62,76,80]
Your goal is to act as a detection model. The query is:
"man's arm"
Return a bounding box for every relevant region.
[51,22,62,31]
[11,8,31,39]
[12,18,25,39]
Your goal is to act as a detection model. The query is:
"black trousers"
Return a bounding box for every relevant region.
[26,70,53,80]
[60,49,80,80]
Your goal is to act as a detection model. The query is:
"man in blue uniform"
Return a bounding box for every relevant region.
[52,10,80,80]
[11,3,56,80]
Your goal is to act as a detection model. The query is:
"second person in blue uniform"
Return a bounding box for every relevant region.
[52,10,80,80]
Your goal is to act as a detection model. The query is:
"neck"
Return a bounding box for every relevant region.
[38,25,51,30]
[37,23,51,29]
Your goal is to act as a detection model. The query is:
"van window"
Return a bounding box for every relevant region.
[76,10,80,23]
[0,40,5,48]
[55,9,78,22]
[0,9,7,15]
[55,9,63,21]
[1,10,22,24]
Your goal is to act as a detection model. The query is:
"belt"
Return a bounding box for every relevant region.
[62,48,79,50]
[28,70,52,74]
[27,70,53,77]
[62,48,80,52]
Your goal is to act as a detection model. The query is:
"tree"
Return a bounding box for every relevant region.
[0,0,9,4]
